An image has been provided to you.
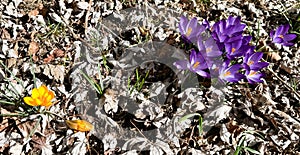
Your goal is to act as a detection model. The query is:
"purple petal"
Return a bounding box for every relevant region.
[197,39,205,51]
[242,36,252,45]
[270,30,275,39]
[283,34,297,41]
[187,18,198,34]
[282,42,295,46]
[281,24,290,35]
[202,19,210,29]
[273,37,283,43]
[226,34,243,43]
[194,70,210,78]
[189,49,197,65]
[228,64,241,73]
[235,24,246,31]
[246,70,264,84]
[249,52,263,63]
[275,25,284,36]
[174,60,189,70]
[250,62,269,70]
[179,16,188,34]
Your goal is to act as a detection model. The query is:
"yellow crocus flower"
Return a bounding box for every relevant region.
[23,85,55,107]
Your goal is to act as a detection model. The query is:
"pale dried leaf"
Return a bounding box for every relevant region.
[28,41,39,55]
[28,9,39,17]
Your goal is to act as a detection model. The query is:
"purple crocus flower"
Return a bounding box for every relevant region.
[197,37,223,58]
[243,52,269,71]
[174,49,210,78]
[270,24,297,46]
[211,16,246,45]
[179,16,205,43]
[218,60,244,83]
[244,65,265,84]
[225,40,251,59]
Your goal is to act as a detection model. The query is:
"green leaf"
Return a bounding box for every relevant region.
[0,100,16,105]
[234,146,242,155]
[179,113,201,122]
[243,147,261,154]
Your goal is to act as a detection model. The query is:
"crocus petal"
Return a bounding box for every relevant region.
[246,71,264,84]
[38,85,47,97]
[275,25,284,36]
[45,91,54,103]
[194,70,210,78]
[270,30,275,39]
[273,37,283,43]
[282,42,295,46]
[179,16,188,35]
[228,64,241,73]
[174,60,189,70]
[250,62,269,70]
[197,39,205,51]
[283,34,297,41]
[249,52,263,63]
[24,97,38,106]
[43,101,53,107]
[281,24,290,35]
[31,88,39,99]
[242,36,252,45]
[189,49,198,65]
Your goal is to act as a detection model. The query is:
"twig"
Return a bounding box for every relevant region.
[60,15,97,52]
[84,0,93,36]
[267,67,300,99]
[130,120,155,146]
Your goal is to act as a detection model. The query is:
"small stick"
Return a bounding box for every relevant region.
[267,67,300,99]
[84,0,93,36]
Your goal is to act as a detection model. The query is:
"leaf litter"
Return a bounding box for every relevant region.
[0,0,300,154]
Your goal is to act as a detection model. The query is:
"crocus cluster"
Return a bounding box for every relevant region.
[23,85,55,107]
[174,15,290,84]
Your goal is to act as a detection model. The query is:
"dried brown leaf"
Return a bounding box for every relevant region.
[53,49,65,57]
[1,28,11,39]
[28,41,39,55]
[279,64,292,74]
[28,9,39,17]
[43,54,54,64]
[267,52,281,61]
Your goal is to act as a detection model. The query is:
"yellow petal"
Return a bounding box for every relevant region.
[42,101,53,107]
[35,99,42,106]
[65,120,94,132]
[24,97,39,106]
[31,88,40,99]
[38,85,47,96]
[47,91,55,101]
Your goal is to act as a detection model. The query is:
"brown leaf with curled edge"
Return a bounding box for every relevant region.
[28,41,39,55]
[267,52,281,61]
